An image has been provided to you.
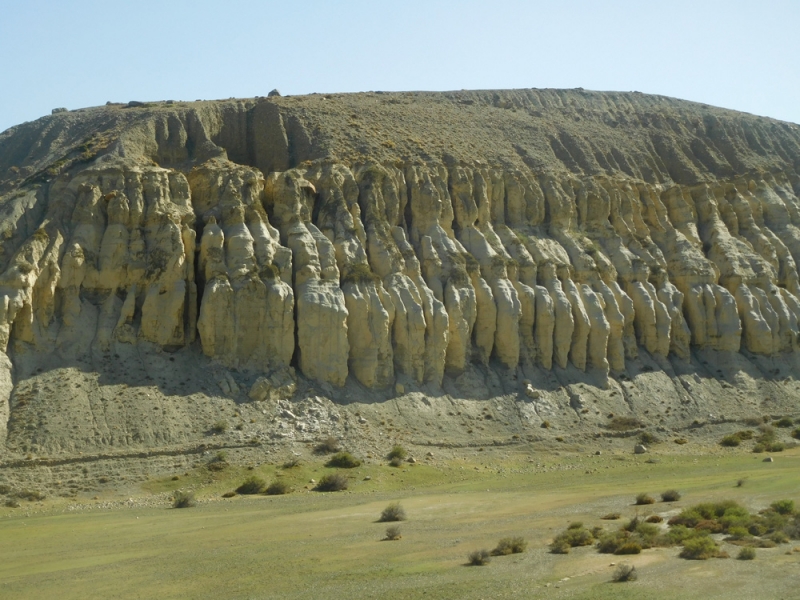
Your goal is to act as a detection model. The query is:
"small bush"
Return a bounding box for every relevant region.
[646,515,663,523]
[601,512,621,520]
[379,502,406,522]
[770,499,795,515]
[389,456,403,468]
[612,564,637,582]
[221,491,236,498]
[792,428,800,440]
[384,526,401,541]
[661,489,681,502]
[210,420,228,434]
[636,493,655,505]
[639,431,658,445]
[173,491,195,508]
[236,476,266,495]
[265,480,290,495]
[387,445,407,460]
[680,536,720,560]
[608,416,643,431]
[492,537,527,555]
[737,546,756,560]
[737,478,747,487]
[315,473,348,492]
[14,489,46,502]
[616,541,642,554]
[774,417,793,428]
[467,549,491,565]
[207,451,228,471]
[720,435,741,447]
[314,436,340,454]
[4,499,20,508]
[541,420,551,428]
[282,458,301,469]
[674,438,688,445]
[552,525,594,552]
[769,531,789,544]
[0,484,10,495]
[326,452,362,468]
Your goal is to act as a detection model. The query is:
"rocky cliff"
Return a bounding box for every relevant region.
[1,89,800,460]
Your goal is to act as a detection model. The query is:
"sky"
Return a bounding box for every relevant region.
[1,0,798,133]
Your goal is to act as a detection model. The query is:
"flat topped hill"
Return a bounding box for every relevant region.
[0,89,799,481]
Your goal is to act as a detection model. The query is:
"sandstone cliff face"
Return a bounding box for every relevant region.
[1,89,800,453]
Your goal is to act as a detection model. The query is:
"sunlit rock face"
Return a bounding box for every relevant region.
[1,87,800,419]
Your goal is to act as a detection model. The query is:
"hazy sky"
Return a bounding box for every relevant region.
[1,0,798,132]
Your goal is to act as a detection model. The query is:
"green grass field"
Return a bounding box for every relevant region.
[1,447,799,599]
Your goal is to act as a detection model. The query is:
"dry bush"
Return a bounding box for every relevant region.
[315,473,348,492]
[172,491,195,508]
[612,564,638,582]
[635,493,655,505]
[467,549,491,565]
[492,537,527,555]
[266,480,291,495]
[379,502,406,522]
[236,476,266,495]
[384,526,402,541]
[314,436,340,454]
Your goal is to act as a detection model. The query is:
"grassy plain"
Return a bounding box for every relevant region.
[1,446,799,599]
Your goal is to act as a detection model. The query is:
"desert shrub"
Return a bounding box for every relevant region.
[737,478,747,487]
[384,526,401,541]
[207,451,229,471]
[601,512,621,520]
[612,564,638,582]
[236,476,266,495]
[674,438,688,445]
[282,458,301,469]
[325,452,362,468]
[757,424,776,443]
[314,436,340,454]
[720,434,741,447]
[552,525,595,552]
[387,445,407,460]
[221,491,236,498]
[646,515,664,523]
[661,489,681,502]
[389,457,403,468]
[792,428,800,440]
[492,537,527,555]
[668,500,748,530]
[770,499,795,515]
[568,521,584,529]
[0,484,9,495]
[680,536,721,560]
[725,526,751,541]
[616,541,643,554]
[659,525,703,545]
[467,549,491,565]
[341,263,378,284]
[4,499,20,508]
[14,489,46,502]
[769,531,789,544]
[639,431,658,445]
[774,417,793,428]
[315,473,348,492]
[172,491,195,508]
[635,493,655,505]
[265,480,290,495]
[608,416,643,431]
[737,546,756,560]
[541,420,551,428]
[379,502,406,522]
[210,420,228,434]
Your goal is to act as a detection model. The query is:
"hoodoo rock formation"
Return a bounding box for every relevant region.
[2,88,800,460]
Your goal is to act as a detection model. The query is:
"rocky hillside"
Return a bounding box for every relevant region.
[1,89,800,465]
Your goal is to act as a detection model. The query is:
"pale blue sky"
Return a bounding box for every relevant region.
[1,0,798,133]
